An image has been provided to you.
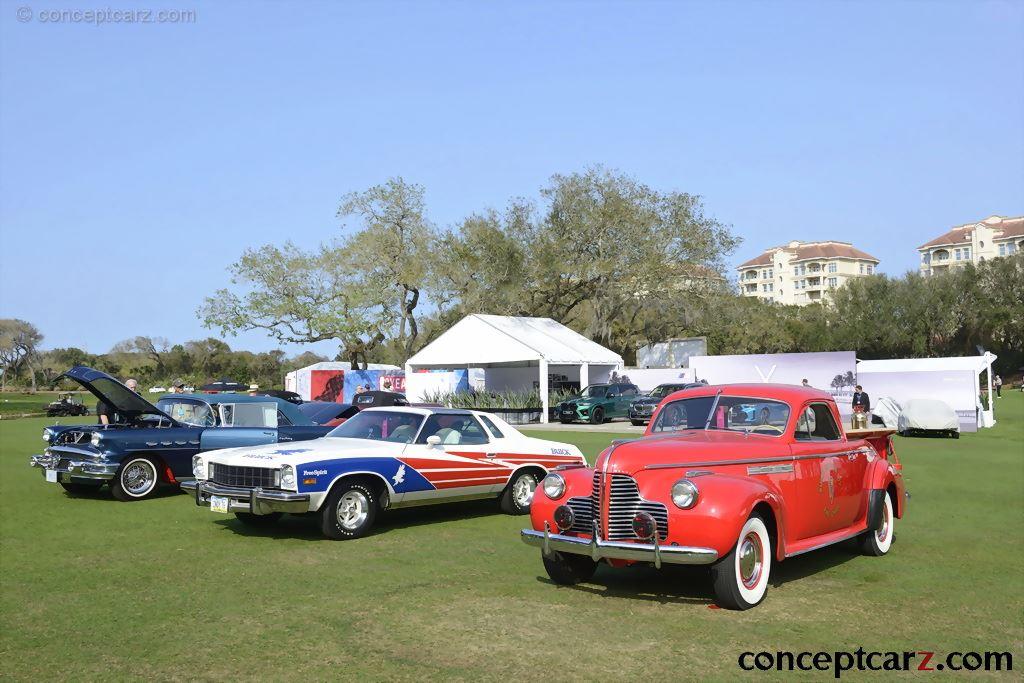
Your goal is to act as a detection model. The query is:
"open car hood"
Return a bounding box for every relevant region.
[60,366,173,421]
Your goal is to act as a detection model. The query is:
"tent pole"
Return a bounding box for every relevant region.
[580,362,589,391]
[539,359,549,424]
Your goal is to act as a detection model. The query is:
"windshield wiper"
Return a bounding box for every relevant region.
[703,390,724,431]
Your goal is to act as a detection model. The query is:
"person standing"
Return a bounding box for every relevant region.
[852,385,871,412]
[994,375,1002,398]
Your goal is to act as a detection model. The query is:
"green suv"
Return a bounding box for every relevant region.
[557,382,640,424]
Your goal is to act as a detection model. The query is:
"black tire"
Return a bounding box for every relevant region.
[321,480,377,540]
[630,420,645,427]
[590,407,605,425]
[234,512,283,527]
[499,470,539,515]
[542,551,598,585]
[111,456,160,501]
[59,481,103,495]
[951,431,960,439]
[711,514,772,610]
[858,490,894,556]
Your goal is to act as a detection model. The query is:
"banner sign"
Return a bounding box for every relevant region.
[689,351,858,418]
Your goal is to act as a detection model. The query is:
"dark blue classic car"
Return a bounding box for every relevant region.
[30,367,332,501]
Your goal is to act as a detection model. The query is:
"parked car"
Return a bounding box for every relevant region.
[183,406,586,539]
[523,384,907,610]
[557,383,640,424]
[45,392,90,417]
[352,390,409,409]
[898,398,960,438]
[628,382,704,425]
[30,367,333,501]
[296,401,360,426]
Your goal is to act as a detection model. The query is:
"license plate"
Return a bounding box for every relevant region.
[45,469,57,483]
[210,495,230,513]
[562,410,574,415]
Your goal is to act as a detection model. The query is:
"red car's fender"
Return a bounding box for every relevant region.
[529,466,592,530]
[866,455,906,519]
[633,471,789,561]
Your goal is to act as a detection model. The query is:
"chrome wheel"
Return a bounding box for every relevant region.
[738,532,763,589]
[122,459,157,497]
[512,474,537,508]
[336,490,369,531]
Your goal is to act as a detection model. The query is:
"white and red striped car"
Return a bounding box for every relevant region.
[183,407,586,539]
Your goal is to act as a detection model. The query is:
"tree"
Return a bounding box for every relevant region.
[0,319,43,391]
[337,177,435,356]
[198,242,394,369]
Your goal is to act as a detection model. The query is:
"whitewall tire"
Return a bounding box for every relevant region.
[860,491,894,556]
[712,515,772,610]
[111,457,159,501]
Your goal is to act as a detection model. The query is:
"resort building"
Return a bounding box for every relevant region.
[917,215,1023,276]
[737,240,880,306]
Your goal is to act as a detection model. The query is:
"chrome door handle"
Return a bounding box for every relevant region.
[485,453,497,458]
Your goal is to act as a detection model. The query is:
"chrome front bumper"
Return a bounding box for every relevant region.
[182,480,310,515]
[30,452,118,481]
[521,522,719,568]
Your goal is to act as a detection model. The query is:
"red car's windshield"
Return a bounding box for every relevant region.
[651,396,791,436]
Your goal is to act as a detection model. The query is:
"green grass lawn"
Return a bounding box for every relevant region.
[1,395,1021,680]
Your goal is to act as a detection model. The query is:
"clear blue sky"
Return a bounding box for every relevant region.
[1,0,1021,357]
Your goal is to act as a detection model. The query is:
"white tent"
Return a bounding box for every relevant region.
[404,314,624,423]
[857,353,997,428]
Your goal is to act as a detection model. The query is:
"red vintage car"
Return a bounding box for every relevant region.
[522,384,907,610]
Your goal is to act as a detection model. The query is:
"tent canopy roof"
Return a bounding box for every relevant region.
[857,354,996,375]
[406,314,623,368]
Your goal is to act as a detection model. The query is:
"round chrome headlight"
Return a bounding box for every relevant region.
[542,473,566,500]
[280,464,296,488]
[192,455,205,479]
[42,429,52,442]
[90,432,102,447]
[671,479,699,509]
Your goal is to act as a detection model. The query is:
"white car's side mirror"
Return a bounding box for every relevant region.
[426,435,442,447]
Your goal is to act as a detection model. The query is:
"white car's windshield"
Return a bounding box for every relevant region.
[327,411,424,443]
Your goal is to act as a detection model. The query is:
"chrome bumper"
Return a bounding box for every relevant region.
[29,452,118,481]
[521,522,719,568]
[182,480,310,515]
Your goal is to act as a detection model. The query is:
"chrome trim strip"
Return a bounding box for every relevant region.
[522,528,718,566]
[785,526,867,558]
[747,464,794,475]
[645,450,863,471]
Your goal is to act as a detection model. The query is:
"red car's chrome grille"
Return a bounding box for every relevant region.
[567,471,669,541]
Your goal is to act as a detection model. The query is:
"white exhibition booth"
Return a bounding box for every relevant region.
[404,314,623,423]
[856,353,997,430]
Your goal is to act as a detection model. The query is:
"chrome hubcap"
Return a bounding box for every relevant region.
[123,461,155,495]
[739,533,763,589]
[337,490,369,530]
[513,475,537,508]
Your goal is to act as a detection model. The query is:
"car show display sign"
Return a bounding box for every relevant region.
[689,351,858,418]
